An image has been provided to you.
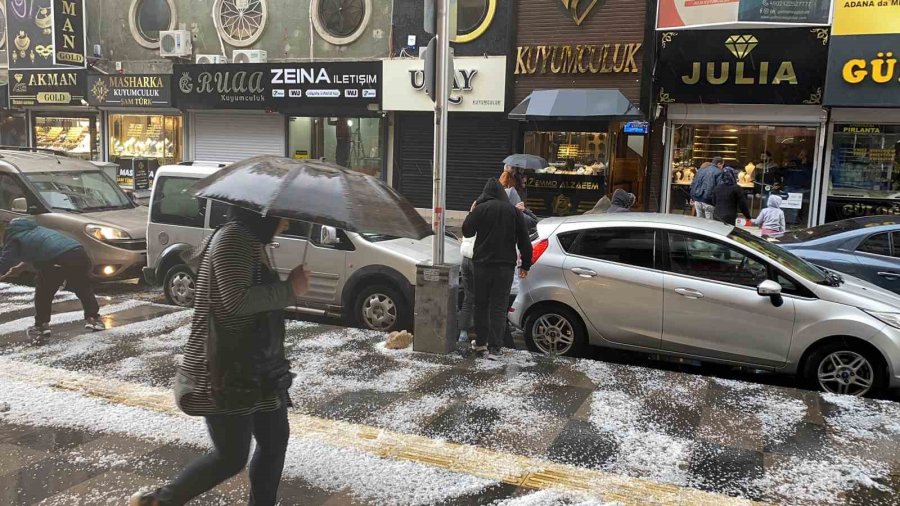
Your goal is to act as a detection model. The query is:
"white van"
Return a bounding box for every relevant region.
[143,161,461,332]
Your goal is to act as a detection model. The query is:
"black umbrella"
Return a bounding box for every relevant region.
[503,154,549,170]
[192,156,432,258]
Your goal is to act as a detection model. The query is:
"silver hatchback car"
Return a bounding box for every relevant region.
[510,213,900,397]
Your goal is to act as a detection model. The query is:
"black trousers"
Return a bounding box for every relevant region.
[473,262,515,350]
[34,247,100,326]
[157,402,289,506]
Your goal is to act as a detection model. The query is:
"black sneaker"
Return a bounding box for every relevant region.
[472,345,488,358]
[25,324,50,344]
[84,317,106,331]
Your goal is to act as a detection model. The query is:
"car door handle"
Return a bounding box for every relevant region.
[570,267,597,278]
[877,271,900,280]
[269,241,280,249]
[674,288,704,299]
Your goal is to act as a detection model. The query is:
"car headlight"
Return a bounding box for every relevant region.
[863,310,900,330]
[85,224,131,242]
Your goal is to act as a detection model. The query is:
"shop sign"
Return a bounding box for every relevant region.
[656,28,829,105]
[382,56,505,112]
[87,74,172,107]
[5,0,86,69]
[559,0,602,26]
[173,62,381,110]
[839,124,882,134]
[657,0,832,29]
[514,43,642,75]
[833,0,900,36]
[824,34,900,107]
[826,197,900,222]
[8,69,86,106]
[525,174,603,216]
[51,0,86,67]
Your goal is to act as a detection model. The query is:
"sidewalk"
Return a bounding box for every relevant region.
[0,284,899,505]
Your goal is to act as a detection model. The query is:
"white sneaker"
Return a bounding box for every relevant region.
[486,350,501,361]
[458,330,469,342]
[84,317,105,331]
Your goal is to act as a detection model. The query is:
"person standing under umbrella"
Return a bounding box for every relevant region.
[462,179,533,360]
[131,206,309,506]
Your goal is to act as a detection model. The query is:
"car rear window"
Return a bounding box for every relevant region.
[151,176,205,228]
[568,228,655,269]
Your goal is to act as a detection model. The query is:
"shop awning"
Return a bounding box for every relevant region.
[508,89,642,121]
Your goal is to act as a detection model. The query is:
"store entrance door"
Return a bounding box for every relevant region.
[288,116,383,177]
[667,123,819,229]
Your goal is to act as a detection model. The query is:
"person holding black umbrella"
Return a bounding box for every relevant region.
[463,178,533,360]
[131,206,309,506]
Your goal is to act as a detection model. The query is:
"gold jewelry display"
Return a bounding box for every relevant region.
[35,7,52,35]
[35,44,52,58]
[14,30,30,57]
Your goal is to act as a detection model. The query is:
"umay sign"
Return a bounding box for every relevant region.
[382,56,506,112]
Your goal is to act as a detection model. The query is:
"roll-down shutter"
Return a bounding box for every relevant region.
[395,113,513,211]
[190,112,285,162]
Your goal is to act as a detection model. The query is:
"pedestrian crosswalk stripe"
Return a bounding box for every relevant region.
[0,357,767,506]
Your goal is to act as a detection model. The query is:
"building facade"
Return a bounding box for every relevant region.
[653,0,834,229]
[820,2,900,223]
[511,0,656,216]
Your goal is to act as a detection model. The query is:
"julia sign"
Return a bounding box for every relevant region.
[381,56,506,112]
[657,28,829,104]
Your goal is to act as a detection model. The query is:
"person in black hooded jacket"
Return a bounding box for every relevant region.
[462,178,533,359]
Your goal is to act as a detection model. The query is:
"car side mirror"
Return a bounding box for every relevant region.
[11,198,28,214]
[757,279,784,307]
[319,226,339,246]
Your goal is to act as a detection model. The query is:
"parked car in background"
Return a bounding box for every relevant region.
[773,216,900,295]
[0,148,148,280]
[144,161,460,332]
[510,213,900,397]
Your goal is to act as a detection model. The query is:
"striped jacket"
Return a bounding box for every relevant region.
[178,222,295,417]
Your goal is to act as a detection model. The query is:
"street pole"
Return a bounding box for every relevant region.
[431,0,450,266]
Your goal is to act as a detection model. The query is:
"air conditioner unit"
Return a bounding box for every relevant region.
[232,50,267,64]
[196,54,228,64]
[159,30,192,58]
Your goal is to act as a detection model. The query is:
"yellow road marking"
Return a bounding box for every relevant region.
[0,358,767,505]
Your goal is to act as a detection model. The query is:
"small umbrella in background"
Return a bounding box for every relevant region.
[503,154,549,170]
[192,155,432,264]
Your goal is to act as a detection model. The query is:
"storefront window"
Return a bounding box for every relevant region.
[827,125,900,221]
[669,124,817,229]
[0,113,27,147]
[288,116,383,177]
[33,115,99,160]
[108,114,182,165]
[523,130,608,216]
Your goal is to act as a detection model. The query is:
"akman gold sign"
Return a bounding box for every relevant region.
[514,43,642,75]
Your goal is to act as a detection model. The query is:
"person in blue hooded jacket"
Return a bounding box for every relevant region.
[0,218,104,342]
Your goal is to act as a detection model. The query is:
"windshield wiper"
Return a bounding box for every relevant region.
[51,206,82,213]
[817,266,844,287]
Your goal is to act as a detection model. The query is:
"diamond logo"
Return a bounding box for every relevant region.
[724,35,758,59]
[560,0,601,26]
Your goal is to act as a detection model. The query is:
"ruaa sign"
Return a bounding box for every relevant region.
[657,28,829,104]
[173,62,381,110]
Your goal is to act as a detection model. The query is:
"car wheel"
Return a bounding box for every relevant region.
[164,265,196,308]
[803,341,886,397]
[524,305,586,357]
[354,284,409,332]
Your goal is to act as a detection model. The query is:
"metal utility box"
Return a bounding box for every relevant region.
[413,263,459,354]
